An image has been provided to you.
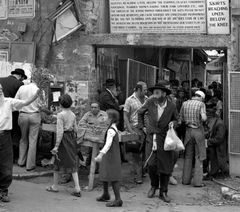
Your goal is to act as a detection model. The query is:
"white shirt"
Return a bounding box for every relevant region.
[0,98,25,130]
[100,124,118,154]
[153,101,167,140]
[157,101,167,121]
[15,83,40,113]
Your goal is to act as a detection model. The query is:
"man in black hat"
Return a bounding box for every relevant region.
[99,79,121,112]
[0,69,27,161]
[138,83,178,203]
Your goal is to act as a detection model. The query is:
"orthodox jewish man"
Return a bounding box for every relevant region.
[138,83,178,203]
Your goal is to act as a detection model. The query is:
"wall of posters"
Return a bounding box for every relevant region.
[0,0,7,19]
[8,0,35,18]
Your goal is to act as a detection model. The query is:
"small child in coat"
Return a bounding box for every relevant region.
[95,109,123,207]
[46,94,81,197]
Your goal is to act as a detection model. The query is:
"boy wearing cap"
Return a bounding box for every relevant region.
[180,90,207,187]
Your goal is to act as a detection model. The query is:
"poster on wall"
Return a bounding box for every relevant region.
[110,0,207,33]
[8,0,35,18]
[0,50,8,61]
[0,0,7,19]
[65,81,89,107]
[207,0,230,34]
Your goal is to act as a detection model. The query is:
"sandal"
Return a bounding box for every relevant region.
[71,191,82,197]
[106,200,123,207]
[46,186,59,193]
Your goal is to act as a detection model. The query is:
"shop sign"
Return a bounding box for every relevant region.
[0,0,7,19]
[8,0,35,18]
[110,0,230,34]
[207,0,230,34]
[110,0,206,34]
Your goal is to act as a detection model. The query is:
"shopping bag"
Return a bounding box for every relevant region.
[164,127,177,151]
[164,125,185,151]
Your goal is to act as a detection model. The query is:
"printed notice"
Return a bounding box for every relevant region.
[110,0,206,34]
[8,0,35,18]
[207,0,230,34]
[0,0,7,19]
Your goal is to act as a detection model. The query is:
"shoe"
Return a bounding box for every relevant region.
[147,187,157,198]
[96,194,111,202]
[1,194,10,203]
[203,174,213,181]
[169,176,178,185]
[17,164,25,168]
[106,200,123,207]
[159,192,171,203]
[71,191,81,197]
[26,167,35,172]
[194,183,206,188]
[134,179,143,184]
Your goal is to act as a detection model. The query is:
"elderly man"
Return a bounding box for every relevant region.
[203,106,229,180]
[180,90,207,187]
[124,81,148,184]
[78,102,108,126]
[79,102,108,167]
[0,83,39,202]
[138,83,178,203]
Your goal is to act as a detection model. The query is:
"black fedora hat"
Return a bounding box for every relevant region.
[148,83,171,95]
[104,79,116,87]
[11,68,27,80]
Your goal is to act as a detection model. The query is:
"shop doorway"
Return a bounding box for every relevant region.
[96,47,227,118]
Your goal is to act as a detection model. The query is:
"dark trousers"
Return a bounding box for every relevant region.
[0,131,13,194]
[148,156,170,193]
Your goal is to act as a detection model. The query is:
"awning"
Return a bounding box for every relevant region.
[206,56,226,74]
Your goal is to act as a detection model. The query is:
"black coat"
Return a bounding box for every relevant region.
[0,75,23,98]
[99,89,120,112]
[207,118,228,174]
[138,98,178,174]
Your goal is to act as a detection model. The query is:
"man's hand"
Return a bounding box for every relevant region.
[205,139,208,148]
[169,121,174,129]
[95,152,104,163]
[152,141,157,151]
[51,146,58,155]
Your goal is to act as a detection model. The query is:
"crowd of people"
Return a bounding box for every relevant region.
[0,70,228,207]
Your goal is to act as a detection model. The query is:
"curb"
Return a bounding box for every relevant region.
[13,170,53,180]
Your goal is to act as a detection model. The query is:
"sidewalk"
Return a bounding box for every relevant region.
[12,165,53,180]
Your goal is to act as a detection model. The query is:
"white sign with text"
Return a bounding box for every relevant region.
[207,0,230,34]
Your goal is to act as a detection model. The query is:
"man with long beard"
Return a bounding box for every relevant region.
[138,83,178,203]
[0,83,39,202]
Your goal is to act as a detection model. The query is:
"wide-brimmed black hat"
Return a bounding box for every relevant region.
[104,79,116,87]
[11,68,27,79]
[148,83,171,95]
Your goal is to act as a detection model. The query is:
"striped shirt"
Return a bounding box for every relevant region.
[180,97,206,128]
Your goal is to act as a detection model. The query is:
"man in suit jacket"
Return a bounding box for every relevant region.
[138,83,178,203]
[204,107,229,179]
[0,69,27,161]
[99,79,121,112]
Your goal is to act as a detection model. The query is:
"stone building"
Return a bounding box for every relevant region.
[0,0,240,175]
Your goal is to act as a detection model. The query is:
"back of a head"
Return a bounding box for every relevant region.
[59,94,73,108]
[107,109,119,124]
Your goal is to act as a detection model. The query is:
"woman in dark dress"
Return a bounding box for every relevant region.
[46,94,81,197]
[95,109,123,207]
